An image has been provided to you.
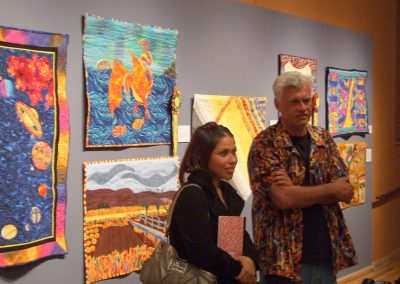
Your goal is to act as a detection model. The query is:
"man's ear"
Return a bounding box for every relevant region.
[274,98,280,112]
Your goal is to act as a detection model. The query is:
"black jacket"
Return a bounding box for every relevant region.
[169,170,259,283]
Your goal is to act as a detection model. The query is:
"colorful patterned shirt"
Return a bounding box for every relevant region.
[248,122,357,281]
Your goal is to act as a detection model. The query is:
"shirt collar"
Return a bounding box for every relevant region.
[274,121,326,148]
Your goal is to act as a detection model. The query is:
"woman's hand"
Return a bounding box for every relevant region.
[233,256,257,284]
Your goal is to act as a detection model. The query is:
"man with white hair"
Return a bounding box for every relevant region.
[248,71,357,283]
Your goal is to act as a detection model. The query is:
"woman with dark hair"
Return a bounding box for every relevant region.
[169,122,259,284]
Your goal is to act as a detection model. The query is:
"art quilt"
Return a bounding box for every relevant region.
[337,142,366,209]
[0,26,69,267]
[327,68,369,136]
[83,14,179,147]
[279,54,319,125]
[193,94,267,199]
[83,156,179,284]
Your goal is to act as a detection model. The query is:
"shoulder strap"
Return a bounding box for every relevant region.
[165,183,202,237]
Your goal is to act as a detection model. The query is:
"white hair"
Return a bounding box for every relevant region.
[273,71,312,100]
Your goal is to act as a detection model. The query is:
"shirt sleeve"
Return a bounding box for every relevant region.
[248,133,282,196]
[172,186,242,278]
[247,131,284,252]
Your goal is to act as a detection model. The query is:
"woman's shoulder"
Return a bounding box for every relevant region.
[179,183,206,196]
[175,183,209,205]
[186,170,214,192]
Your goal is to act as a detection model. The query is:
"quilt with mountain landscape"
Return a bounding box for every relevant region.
[83,156,179,284]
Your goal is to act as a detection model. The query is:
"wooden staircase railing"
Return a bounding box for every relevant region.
[372,187,400,208]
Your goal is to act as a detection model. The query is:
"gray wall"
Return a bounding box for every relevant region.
[0,0,372,283]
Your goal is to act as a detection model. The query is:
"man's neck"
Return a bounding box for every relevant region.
[281,123,308,137]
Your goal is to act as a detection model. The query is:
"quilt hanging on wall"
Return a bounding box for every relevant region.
[327,68,368,136]
[83,14,179,148]
[83,156,179,284]
[279,54,319,126]
[0,26,69,267]
[193,94,267,199]
[337,141,366,209]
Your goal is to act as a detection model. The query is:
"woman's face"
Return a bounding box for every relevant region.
[207,136,237,184]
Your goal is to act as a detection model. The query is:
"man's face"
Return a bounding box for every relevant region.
[274,84,312,134]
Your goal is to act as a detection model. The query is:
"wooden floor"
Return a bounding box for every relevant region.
[338,248,400,284]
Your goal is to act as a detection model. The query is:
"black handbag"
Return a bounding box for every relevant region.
[139,184,218,284]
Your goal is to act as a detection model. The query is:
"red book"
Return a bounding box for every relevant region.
[217,216,244,257]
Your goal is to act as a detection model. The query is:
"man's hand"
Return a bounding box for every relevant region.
[269,169,293,186]
[233,256,257,284]
[331,177,354,203]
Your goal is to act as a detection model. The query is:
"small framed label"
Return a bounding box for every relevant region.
[178,125,191,143]
[366,148,372,162]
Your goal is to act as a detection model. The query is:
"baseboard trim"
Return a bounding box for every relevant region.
[338,246,400,284]
[338,265,375,284]
[374,246,400,268]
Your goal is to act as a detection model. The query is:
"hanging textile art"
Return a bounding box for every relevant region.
[279,54,319,125]
[192,94,267,199]
[337,142,366,209]
[83,14,179,148]
[83,156,179,284]
[327,68,368,136]
[0,26,69,267]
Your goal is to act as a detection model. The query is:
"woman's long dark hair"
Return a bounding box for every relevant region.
[179,122,234,184]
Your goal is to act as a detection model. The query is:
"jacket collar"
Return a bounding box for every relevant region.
[187,169,216,196]
[186,169,243,215]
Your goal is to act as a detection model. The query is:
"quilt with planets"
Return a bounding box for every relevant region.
[0,26,69,267]
[83,14,179,148]
[83,156,179,284]
[192,94,268,200]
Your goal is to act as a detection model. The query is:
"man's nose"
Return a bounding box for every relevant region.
[298,101,309,110]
